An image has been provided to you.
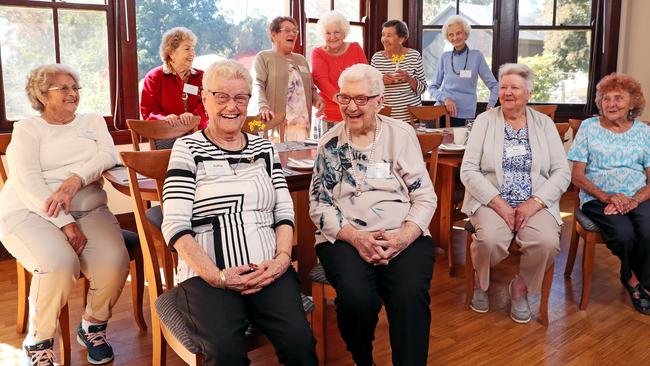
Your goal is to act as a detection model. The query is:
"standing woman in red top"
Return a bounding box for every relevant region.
[311,11,368,136]
[140,27,208,129]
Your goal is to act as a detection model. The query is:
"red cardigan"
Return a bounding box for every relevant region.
[311,42,368,122]
[140,65,208,129]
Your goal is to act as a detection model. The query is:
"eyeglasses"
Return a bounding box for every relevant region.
[279,27,299,35]
[207,91,251,106]
[334,93,380,106]
[47,85,82,94]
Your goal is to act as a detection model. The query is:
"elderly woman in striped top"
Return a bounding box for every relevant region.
[161,60,317,366]
[370,19,427,123]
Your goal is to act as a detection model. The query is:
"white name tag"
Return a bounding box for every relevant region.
[203,160,232,176]
[505,145,527,158]
[79,130,97,140]
[460,70,472,78]
[183,83,199,95]
[298,65,309,73]
[367,162,391,179]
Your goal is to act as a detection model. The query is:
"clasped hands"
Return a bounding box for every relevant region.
[352,228,411,265]
[383,70,412,86]
[44,175,87,255]
[603,193,638,215]
[490,196,542,232]
[211,254,292,295]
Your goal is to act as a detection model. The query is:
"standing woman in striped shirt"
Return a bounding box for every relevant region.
[370,20,427,123]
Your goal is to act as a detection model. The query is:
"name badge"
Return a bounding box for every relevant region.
[183,83,199,95]
[298,65,309,73]
[203,160,232,176]
[460,70,472,78]
[367,162,391,179]
[505,145,527,158]
[79,130,98,140]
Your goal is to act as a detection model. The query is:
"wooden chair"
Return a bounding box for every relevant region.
[127,116,200,151]
[309,133,444,366]
[530,104,558,121]
[464,221,554,326]
[554,122,570,142]
[242,112,287,141]
[121,150,313,366]
[0,133,146,365]
[378,106,392,117]
[407,105,450,128]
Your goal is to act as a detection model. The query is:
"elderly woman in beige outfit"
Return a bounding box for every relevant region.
[460,63,570,323]
[253,16,324,141]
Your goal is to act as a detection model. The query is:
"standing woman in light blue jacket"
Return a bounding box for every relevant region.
[429,15,499,127]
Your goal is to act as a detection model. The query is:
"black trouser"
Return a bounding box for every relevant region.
[316,236,435,366]
[176,267,317,366]
[434,116,467,128]
[582,200,650,287]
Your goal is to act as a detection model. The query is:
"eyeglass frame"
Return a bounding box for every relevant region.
[206,90,252,106]
[47,85,82,94]
[334,93,381,106]
[278,27,299,35]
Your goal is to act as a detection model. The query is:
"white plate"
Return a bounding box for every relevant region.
[287,158,315,170]
[303,138,319,145]
[439,143,466,151]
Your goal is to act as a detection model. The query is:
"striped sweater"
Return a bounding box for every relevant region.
[161,131,294,283]
[370,49,427,123]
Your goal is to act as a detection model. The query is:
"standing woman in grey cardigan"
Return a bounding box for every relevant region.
[460,63,570,323]
[253,16,324,141]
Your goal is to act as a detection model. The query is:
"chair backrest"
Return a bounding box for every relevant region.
[530,104,558,121]
[378,106,392,117]
[568,118,583,140]
[416,133,445,185]
[0,133,11,186]
[127,117,200,151]
[242,112,287,141]
[408,105,450,128]
[120,150,171,304]
[554,122,570,142]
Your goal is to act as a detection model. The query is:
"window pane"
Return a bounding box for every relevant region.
[0,6,55,120]
[55,0,107,4]
[423,0,451,26]
[334,0,360,22]
[305,22,321,64]
[305,0,330,19]
[519,0,553,26]
[58,9,111,116]
[459,0,494,26]
[557,0,591,25]
[518,30,591,103]
[422,29,493,102]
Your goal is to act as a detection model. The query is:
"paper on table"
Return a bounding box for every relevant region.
[105,166,152,184]
[287,157,315,168]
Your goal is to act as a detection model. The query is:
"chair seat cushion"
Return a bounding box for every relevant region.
[146,205,163,231]
[301,293,314,313]
[120,229,139,260]
[464,220,476,234]
[576,209,601,232]
[309,263,330,285]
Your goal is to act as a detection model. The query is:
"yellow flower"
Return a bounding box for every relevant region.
[248,119,265,132]
[391,54,405,64]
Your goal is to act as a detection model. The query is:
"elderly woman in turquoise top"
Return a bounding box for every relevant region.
[567,73,650,315]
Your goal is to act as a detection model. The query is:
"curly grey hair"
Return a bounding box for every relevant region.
[159,27,197,66]
[498,63,535,93]
[25,64,80,113]
[317,11,351,40]
[442,15,472,42]
[202,60,252,94]
[338,63,384,96]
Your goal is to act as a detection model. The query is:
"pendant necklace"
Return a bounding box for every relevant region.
[346,120,381,197]
[211,131,245,175]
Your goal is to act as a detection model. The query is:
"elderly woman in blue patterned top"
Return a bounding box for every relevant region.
[568,73,650,315]
[161,60,317,365]
[460,63,570,323]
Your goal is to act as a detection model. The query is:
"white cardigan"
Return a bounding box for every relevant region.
[459,107,571,225]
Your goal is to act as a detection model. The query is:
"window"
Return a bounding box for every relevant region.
[0,1,112,125]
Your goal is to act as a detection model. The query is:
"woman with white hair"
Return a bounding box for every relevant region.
[309,64,437,365]
[162,60,317,366]
[311,10,368,135]
[141,27,208,129]
[429,15,498,126]
[460,63,570,323]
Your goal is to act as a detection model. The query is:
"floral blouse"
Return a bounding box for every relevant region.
[499,123,533,207]
[285,66,310,141]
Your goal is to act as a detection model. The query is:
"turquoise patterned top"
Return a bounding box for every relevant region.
[499,124,533,207]
[567,117,650,207]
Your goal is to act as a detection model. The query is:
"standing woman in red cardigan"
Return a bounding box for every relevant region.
[140,27,208,129]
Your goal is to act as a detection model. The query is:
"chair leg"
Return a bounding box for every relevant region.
[540,262,554,326]
[579,238,596,310]
[464,232,474,309]
[312,283,326,366]
[16,262,31,334]
[152,318,167,366]
[564,219,580,277]
[59,303,71,366]
[130,248,147,331]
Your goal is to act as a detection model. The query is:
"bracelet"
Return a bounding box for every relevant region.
[532,196,546,208]
[218,270,226,289]
[274,250,292,262]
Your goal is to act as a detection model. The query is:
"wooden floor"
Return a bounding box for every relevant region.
[1,195,650,365]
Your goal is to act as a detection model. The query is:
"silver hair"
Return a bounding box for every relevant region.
[202,60,252,93]
[159,27,197,66]
[317,10,350,39]
[498,63,535,93]
[338,63,384,96]
[442,15,472,42]
[25,64,80,113]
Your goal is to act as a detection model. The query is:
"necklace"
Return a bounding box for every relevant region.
[451,45,469,75]
[208,130,246,175]
[345,120,381,197]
